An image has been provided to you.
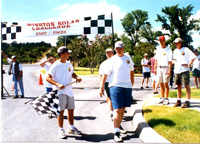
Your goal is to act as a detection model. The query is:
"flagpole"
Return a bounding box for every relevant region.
[111,13,115,49]
[1,22,4,98]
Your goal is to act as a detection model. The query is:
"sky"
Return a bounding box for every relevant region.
[1,0,200,47]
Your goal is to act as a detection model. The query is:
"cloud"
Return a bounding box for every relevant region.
[51,1,126,21]
[53,4,69,11]
[190,10,200,20]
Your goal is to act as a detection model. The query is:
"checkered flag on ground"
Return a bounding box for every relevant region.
[30,90,61,116]
[83,14,112,34]
[1,22,22,41]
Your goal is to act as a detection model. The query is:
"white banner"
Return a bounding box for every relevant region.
[2,14,112,41]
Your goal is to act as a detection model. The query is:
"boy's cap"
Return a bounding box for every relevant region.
[115,41,124,48]
[11,55,16,59]
[57,46,72,53]
[159,36,165,41]
[173,38,183,43]
[106,48,113,52]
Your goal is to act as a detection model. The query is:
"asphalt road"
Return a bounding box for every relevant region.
[1,64,195,143]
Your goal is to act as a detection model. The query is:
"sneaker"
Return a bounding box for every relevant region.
[141,86,144,89]
[59,129,67,139]
[13,95,19,99]
[163,99,169,105]
[20,95,24,98]
[119,125,126,134]
[181,101,190,108]
[155,98,164,104]
[153,91,159,94]
[114,132,123,143]
[145,86,149,88]
[69,127,82,135]
[173,100,181,107]
[110,114,114,121]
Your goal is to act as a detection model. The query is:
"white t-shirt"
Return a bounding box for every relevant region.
[104,54,134,88]
[7,58,22,74]
[141,58,150,72]
[173,47,196,74]
[43,63,53,88]
[48,60,74,96]
[99,59,111,82]
[193,55,200,71]
[155,47,172,66]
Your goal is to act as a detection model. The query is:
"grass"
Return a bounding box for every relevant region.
[144,88,200,143]
[155,88,200,99]
[143,105,200,143]
[73,67,143,76]
[73,67,99,75]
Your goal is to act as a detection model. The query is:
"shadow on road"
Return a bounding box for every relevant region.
[68,132,113,142]
[64,116,96,121]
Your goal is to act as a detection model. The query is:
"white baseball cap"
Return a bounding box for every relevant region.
[106,48,113,52]
[115,41,124,48]
[11,55,16,59]
[173,38,182,43]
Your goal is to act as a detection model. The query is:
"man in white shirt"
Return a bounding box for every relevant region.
[40,55,56,119]
[99,48,114,120]
[1,51,24,99]
[40,56,56,93]
[99,41,134,143]
[141,53,151,89]
[46,46,82,139]
[192,49,200,89]
[173,38,196,108]
[154,36,172,105]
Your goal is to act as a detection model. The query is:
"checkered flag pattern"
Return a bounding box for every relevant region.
[1,22,22,41]
[83,14,112,34]
[30,90,61,116]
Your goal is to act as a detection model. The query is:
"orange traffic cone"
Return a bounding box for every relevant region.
[38,73,43,85]
[11,82,14,91]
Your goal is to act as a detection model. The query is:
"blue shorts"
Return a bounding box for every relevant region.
[143,72,150,78]
[46,87,53,93]
[110,86,132,109]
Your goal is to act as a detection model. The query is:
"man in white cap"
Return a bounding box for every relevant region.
[141,53,151,89]
[99,48,114,120]
[99,41,134,143]
[173,38,196,108]
[46,46,82,139]
[1,51,24,99]
[154,36,172,105]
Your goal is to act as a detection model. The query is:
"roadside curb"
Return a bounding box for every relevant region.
[132,95,171,143]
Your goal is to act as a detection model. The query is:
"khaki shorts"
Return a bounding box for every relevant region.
[175,71,190,85]
[157,67,170,83]
[58,94,75,111]
[151,73,157,81]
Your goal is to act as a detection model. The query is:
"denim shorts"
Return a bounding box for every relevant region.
[143,72,151,78]
[110,86,132,109]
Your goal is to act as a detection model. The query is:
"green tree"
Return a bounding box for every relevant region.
[156,4,200,50]
[121,10,150,54]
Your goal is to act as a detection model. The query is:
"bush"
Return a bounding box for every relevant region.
[79,58,88,67]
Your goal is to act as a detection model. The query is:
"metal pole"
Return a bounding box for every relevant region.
[65,36,66,46]
[1,22,4,98]
[111,13,115,49]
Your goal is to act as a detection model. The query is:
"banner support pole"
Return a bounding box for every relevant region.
[111,13,115,49]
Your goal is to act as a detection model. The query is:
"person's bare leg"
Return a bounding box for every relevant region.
[68,109,74,125]
[164,83,169,98]
[57,110,65,128]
